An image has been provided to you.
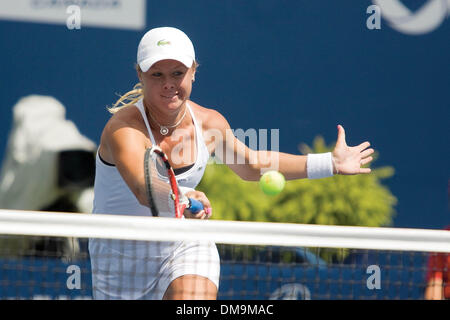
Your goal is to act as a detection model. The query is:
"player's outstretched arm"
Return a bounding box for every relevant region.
[205,110,373,181]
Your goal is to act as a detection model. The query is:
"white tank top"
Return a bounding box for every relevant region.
[92,99,210,217]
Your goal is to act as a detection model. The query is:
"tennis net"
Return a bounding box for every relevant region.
[0,209,448,300]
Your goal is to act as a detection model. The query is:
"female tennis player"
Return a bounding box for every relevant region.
[88,27,374,300]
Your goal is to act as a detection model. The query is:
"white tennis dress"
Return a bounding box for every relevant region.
[88,99,220,300]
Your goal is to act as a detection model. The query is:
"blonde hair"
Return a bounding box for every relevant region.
[107,61,199,114]
[107,82,144,114]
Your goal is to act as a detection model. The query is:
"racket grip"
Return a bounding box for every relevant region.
[188,198,204,214]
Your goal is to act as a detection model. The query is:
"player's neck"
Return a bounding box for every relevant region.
[144,101,187,128]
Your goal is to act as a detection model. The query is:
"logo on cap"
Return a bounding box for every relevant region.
[157,39,171,46]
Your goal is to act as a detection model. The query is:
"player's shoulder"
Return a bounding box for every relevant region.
[102,104,148,144]
[105,105,143,131]
[188,100,230,131]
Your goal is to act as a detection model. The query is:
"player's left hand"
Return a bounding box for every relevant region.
[183,190,212,219]
[332,125,374,175]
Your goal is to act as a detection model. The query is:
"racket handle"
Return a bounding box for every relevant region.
[188,198,204,214]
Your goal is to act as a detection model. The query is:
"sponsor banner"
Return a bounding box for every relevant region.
[373,0,450,35]
[0,0,146,30]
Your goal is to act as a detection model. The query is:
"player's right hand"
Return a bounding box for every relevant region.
[183,190,212,219]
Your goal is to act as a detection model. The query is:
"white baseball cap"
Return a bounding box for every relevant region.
[137,27,195,72]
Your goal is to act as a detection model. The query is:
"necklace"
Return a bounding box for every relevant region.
[146,106,187,135]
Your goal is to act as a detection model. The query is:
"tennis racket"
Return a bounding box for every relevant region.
[144,146,203,218]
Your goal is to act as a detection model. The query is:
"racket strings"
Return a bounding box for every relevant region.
[146,150,176,217]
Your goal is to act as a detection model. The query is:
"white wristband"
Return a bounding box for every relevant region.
[307,152,334,179]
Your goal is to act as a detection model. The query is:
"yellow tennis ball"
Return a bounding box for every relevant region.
[259,171,285,196]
